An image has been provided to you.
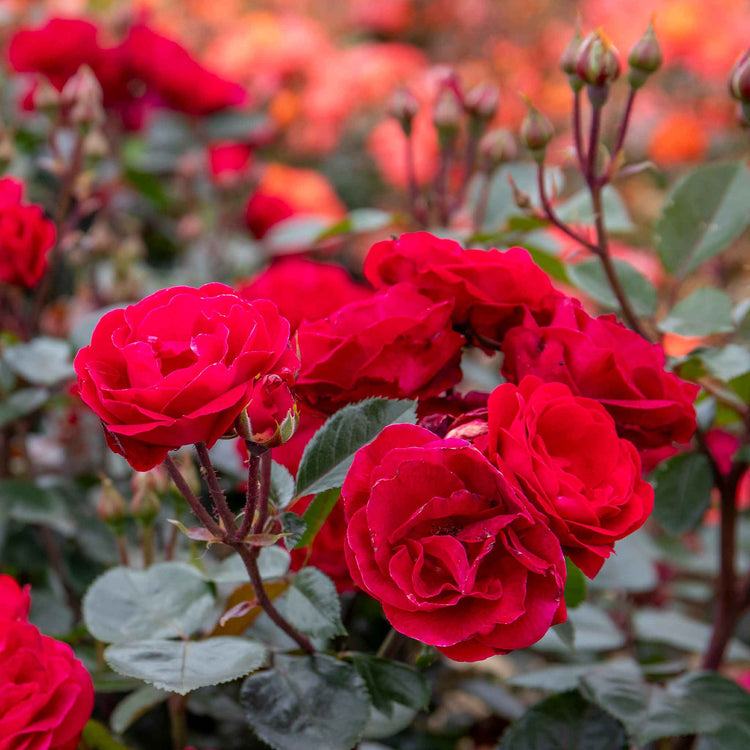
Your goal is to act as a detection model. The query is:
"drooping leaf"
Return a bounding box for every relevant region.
[295,398,417,497]
[656,161,750,277]
[651,452,714,536]
[567,258,657,317]
[240,653,371,750]
[105,636,267,695]
[295,488,341,549]
[564,558,586,608]
[269,462,295,509]
[499,690,628,750]
[659,288,734,337]
[83,563,214,644]
[278,567,346,640]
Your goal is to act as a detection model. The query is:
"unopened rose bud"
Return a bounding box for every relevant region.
[131,489,161,526]
[33,79,60,113]
[132,466,170,497]
[82,128,109,160]
[729,49,750,103]
[388,87,419,135]
[628,22,662,89]
[520,101,553,161]
[236,375,298,449]
[465,82,500,122]
[433,86,463,145]
[478,129,516,171]
[560,25,585,91]
[96,477,128,532]
[61,66,104,128]
[576,30,620,95]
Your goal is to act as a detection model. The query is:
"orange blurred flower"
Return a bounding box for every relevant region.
[648,110,708,167]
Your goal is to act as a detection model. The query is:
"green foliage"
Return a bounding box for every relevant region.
[0,479,75,537]
[240,654,371,750]
[563,558,586,608]
[295,488,341,549]
[659,288,735,336]
[278,567,346,640]
[295,398,417,497]
[656,161,750,277]
[3,338,75,386]
[556,185,635,233]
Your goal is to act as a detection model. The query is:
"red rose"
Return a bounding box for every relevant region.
[125,24,246,116]
[0,178,56,289]
[294,283,465,414]
[0,576,93,750]
[208,142,254,186]
[343,423,566,661]
[364,232,560,347]
[502,296,699,450]
[475,377,654,578]
[0,576,31,622]
[237,257,371,331]
[74,283,298,471]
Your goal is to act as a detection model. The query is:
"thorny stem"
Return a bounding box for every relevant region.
[603,87,637,184]
[252,450,272,535]
[195,442,236,540]
[585,104,602,183]
[163,454,222,538]
[572,89,586,171]
[168,693,188,750]
[237,448,261,540]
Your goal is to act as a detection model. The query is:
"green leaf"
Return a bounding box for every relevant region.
[347,654,430,717]
[0,388,49,427]
[567,258,657,317]
[589,532,658,593]
[240,653,371,750]
[581,669,750,745]
[556,185,635,233]
[295,489,341,549]
[83,563,214,644]
[534,604,624,654]
[634,608,750,661]
[0,479,75,536]
[269,462,295,509]
[317,209,394,240]
[278,567,346,639]
[656,161,750,277]
[295,398,417,497]
[564,558,586,608]
[81,720,132,750]
[651,452,714,535]
[105,636,267,695]
[499,690,628,750]
[205,546,290,583]
[205,111,270,141]
[110,685,169,735]
[264,217,334,255]
[701,345,750,382]
[659,288,734,337]
[508,659,641,692]
[3,338,75,386]
[280,512,306,550]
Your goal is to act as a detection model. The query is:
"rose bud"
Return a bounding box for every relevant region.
[560,25,585,91]
[465,82,500,123]
[729,49,750,103]
[131,488,161,526]
[433,86,463,145]
[236,374,298,449]
[388,86,419,135]
[520,100,553,161]
[61,65,104,128]
[628,22,663,89]
[478,128,516,172]
[576,30,620,103]
[32,78,60,113]
[96,477,128,531]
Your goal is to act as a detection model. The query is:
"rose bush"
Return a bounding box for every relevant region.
[74,283,298,470]
[0,178,55,289]
[342,423,567,661]
[502,296,699,450]
[0,576,93,750]
[295,283,465,414]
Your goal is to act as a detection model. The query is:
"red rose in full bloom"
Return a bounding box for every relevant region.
[502,296,699,451]
[74,283,298,471]
[237,257,371,331]
[342,423,566,661]
[364,232,560,347]
[0,575,93,750]
[125,24,246,116]
[0,178,56,289]
[294,283,465,414]
[474,377,654,578]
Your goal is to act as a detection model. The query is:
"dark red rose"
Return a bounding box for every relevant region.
[342,423,566,661]
[502,296,699,450]
[244,193,295,239]
[240,374,298,449]
[294,283,465,414]
[364,232,560,347]
[237,257,371,331]
[0,576,31,622]
[472,376,654,578]
[0,178,56,289]
[125,24,246,116]
[74,283,298,471]
[0,576,93,750]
